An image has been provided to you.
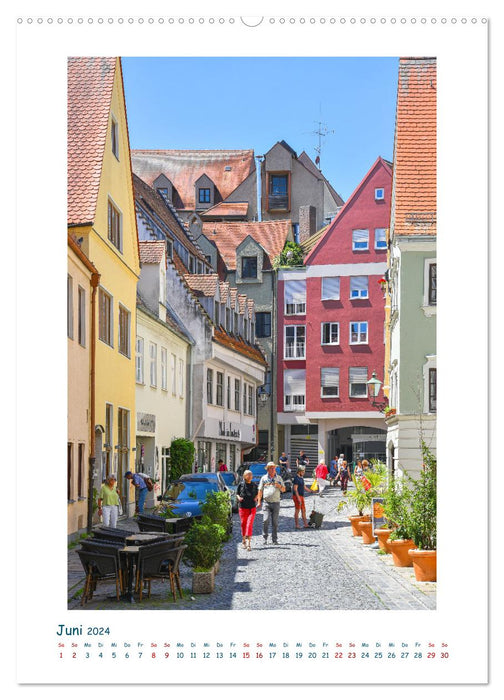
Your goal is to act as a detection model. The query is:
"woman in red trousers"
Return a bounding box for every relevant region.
[236,470,258,551]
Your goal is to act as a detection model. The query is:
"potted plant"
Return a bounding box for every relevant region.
[384,406,397,418]
[183,517,225,594]
[408,443,437,581]
[338,462,387,537]
[382,475,417,567]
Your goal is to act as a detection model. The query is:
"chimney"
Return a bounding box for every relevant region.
[299,205,316,243]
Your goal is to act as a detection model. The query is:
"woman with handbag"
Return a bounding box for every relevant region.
[236,470,258,551]
[97,474,121,528]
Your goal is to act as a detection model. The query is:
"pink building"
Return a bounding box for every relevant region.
[277,158,392,469]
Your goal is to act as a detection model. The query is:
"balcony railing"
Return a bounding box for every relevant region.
[268,194,289,210]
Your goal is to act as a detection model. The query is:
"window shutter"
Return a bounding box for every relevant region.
[350,276,368,294]
[285,280,306,304]
[283,369,306,395]
[321,368,340,387]
[349,367,368,383]
[321,277,340,300]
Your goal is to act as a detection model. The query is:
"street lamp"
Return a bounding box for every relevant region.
[366,371,388,412]
[257,385,270,405]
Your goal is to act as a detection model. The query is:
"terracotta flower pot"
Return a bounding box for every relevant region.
[360,520,376,545]
[387,538,417,567]
[375,528,394,552]
[348,515,370,537]
[409,549,437,582]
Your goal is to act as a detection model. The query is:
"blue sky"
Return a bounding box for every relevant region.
[122,57,398,202]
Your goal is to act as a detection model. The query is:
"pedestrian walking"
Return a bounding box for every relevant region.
[339,460,350,492]
[329,456,338,486]
[97,474,120,527]
[125,471,148,514]
[292,465,309,528]
[354,460,363,478]
[314,460,329,497]
[236,470,259,551]
[257,462,286,545]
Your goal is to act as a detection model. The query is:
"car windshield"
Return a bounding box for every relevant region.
[220,472,237,486]
[162,481,217,501]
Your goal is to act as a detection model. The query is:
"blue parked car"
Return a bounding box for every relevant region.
[158,477,232,532]
[238,463,292,492]
[219,471,239,512]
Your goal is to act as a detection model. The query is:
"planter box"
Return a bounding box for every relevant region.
[410,549,437,582]
[192,569,215,594]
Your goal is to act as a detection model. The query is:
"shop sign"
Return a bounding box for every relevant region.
[218,421,241,439]
[351,433,386,443]
[137,413,156,433]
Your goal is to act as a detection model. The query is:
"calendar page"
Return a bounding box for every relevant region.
[9,0,493,693]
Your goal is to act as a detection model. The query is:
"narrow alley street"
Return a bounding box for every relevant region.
[68,484,435,611]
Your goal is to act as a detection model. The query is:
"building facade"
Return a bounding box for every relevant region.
[68,57,140,518]
[277,158,392,470]
[386,57,437,478]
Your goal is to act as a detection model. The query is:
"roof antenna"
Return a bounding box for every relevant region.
[309,104,334,170]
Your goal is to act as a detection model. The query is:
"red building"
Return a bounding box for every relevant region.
[277,158,392,469]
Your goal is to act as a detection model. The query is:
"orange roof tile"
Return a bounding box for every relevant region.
[131,150,255,211]
[184,273,220,298]
[229,288,238,310]
[213,327,267,366]
[219,281,230,304]
[238,294,248,313]
[139,240,166,264]
[200,201,249,219]
[67,57,117,226]
[201,220,292,270]
[393,58,437,237]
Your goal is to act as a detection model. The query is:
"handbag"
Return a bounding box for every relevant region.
[145,478,154,492]
[310,480,319,492]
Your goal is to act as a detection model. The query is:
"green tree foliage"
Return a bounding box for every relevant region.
[182,516,225,571]
[169,438,195,481]
[273,241,304,268]
[201,490,232,541]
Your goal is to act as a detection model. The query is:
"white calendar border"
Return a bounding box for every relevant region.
[9,0,494,691]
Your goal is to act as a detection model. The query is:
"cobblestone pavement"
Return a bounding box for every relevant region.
[68,484,436,611]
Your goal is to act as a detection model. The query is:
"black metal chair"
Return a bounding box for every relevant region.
[136,543,187,602]
[77,549,124,606]
[92,526,135,543]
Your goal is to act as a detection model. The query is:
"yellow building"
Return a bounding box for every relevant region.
[68,57,140,519]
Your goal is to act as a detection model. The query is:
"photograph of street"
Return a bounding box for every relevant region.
[67,55,437,611]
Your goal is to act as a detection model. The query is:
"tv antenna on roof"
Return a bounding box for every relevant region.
[312,120,334,171]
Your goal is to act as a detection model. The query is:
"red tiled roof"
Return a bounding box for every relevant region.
[184,273,220,298]
[393,58,437,237]
[139,240,166,264]
[67,57,117,226]
[213,327,267,366]
[200,201,249,219]
[219,281,230,304]
[133,173,207,264]
[238,294,248,313]
[229,288,238,310]
[201,220,292,270]
[131,150,255,211]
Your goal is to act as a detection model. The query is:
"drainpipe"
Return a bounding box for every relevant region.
[87,271,100,533]
[270,267,276,461]
[187,342,194,472]
[256,156,264,222]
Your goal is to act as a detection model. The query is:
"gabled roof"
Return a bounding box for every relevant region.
[392,58,437,237]
[138,240,166,265]
[131,149,255,211]
[304,156,393,264]
[67,57,117,226]
[133,173,207,265]
[201,220,292,270]
[298,151,345,207]
[184,273,220,298]
[213,328,267,366]
[200,201,249,220]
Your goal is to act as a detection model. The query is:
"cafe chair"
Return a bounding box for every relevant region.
[92,526,135,543]
[136,544,187,602]
[77,549,124,606]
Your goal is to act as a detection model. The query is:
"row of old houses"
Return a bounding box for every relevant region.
[68,55,436,537]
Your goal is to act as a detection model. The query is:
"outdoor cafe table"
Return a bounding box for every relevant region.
[120,532,164,603]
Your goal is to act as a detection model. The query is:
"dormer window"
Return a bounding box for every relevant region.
[241,256,257,279]
[199,188,211,204]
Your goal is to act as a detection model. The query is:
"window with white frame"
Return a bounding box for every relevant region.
[284,280,306,315]
[284,369,306,412]
[67,275,74,339]
[350,276,369,299]
[285,325,306,359]
[207,368,213,404]
[321,322,339,345]
[135,337,144,384]
[248,384,253,416]
[321,277,340,301]
[243,382,248,414]
[429,368,437,412]
[149,343,157,387]
[78,286,86,346]
[428,263,437,305]
[118,305,130,357]
[350,321,368,344]
[234,379,240,411]
[352,229,369,251]
[375,187,385,201]
[227,376,231,409]
[161,348,168,391]
[171,354,177,395]
[98,288,113,346]
[178,358,184,397]
[349,367,368,398]
[375,228,387,249]
[321,368,340,397]
[216,372,224,407]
